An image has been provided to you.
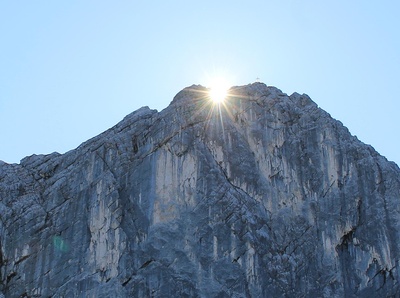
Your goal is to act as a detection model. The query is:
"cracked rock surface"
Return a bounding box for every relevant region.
[1,83,400,297]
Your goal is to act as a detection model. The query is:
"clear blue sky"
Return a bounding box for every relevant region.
[1,1,399,165]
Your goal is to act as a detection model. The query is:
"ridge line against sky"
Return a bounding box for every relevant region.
[0,1,399,165]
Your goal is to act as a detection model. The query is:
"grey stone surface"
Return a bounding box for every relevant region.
[1,83,400,297]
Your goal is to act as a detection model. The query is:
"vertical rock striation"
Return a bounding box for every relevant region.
[1,83,400,297]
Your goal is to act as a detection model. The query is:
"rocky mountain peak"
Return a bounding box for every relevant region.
[0,83,399,297]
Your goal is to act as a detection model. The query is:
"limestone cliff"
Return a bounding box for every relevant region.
[1,83,400,297]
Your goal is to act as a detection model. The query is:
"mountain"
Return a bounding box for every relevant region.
[1,83,400,297]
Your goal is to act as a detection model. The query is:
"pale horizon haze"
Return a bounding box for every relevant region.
[1,1,399,166]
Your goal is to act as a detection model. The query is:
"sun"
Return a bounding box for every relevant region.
[208,78,230,104]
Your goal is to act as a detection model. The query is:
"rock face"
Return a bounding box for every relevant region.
[1,83,400,297]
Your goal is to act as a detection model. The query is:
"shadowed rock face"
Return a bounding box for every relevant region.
[1,83,400,297]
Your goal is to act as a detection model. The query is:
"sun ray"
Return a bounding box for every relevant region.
[217,103,225,138]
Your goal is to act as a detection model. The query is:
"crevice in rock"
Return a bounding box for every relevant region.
[203,142,255,205]
[368,265,396,291]
[121,276,132,287]
[356,198,363,226]
[15,254,31,265]
[336,228,356,252]
[95,149,117,180]
[321,179,336,198]
[132,138,139,154]
[139,259,154,270]
[6,271,16,284]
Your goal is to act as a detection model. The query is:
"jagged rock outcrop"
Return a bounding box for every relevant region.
[1,83,400,297]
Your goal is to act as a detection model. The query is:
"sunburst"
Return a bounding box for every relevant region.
[208,78,230,104]
[180,76,236,141]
